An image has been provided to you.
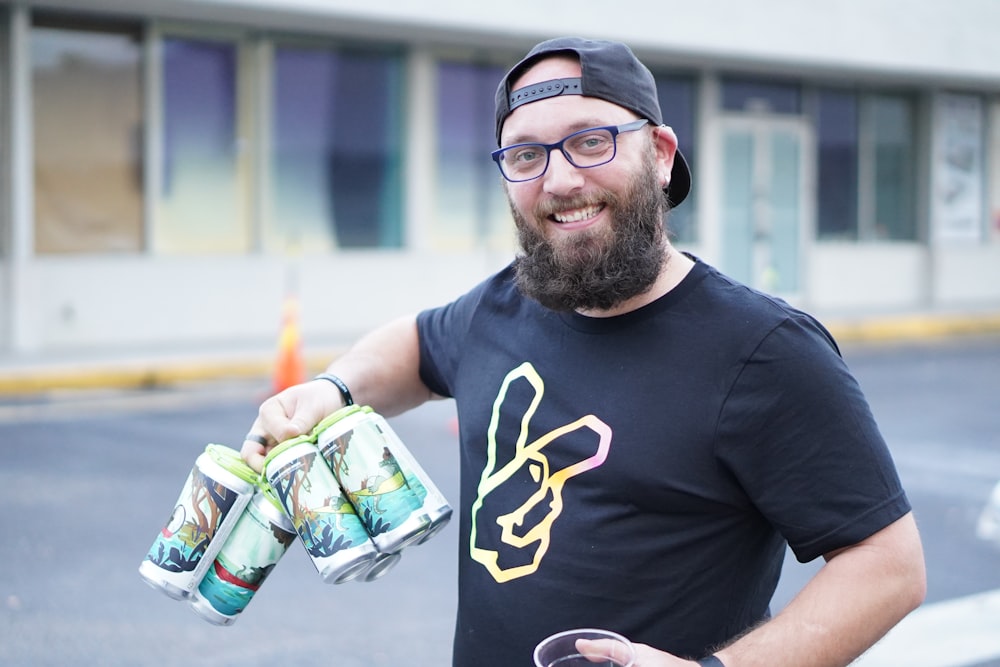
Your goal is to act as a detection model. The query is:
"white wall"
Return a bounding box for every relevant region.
[35,0,1000,85]
[932,245,1000,303]
[18,251,505,351]
[807,243,929,311]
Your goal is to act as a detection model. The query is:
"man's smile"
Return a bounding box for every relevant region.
[551,203,605,225]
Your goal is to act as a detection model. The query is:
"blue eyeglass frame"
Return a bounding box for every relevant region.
[491,119,649,183]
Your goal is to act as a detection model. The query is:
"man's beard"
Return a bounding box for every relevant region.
[509,153,668,312]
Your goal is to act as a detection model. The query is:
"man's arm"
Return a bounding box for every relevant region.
[710,511,926,667]
[241,314,433,471]
[582,512,925,667]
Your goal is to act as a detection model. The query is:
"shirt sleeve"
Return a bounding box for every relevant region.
[415,277,490,399]
[715,314,911,562]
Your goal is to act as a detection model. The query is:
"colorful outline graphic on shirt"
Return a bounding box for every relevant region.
[469,361,612,583]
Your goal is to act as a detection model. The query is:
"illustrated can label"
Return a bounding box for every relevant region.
[367,411,453,545]
[265,438,376,584]
[190,490,296,624]
[139,450,255,600]
[316,407,430,554]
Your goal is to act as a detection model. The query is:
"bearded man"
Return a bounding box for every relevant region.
[243,37,925,667]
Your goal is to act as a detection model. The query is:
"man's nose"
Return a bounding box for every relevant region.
[542,149,585,195]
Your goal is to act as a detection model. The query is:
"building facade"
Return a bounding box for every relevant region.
[2,0,999,356]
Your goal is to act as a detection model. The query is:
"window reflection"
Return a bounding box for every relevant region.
[435,61,511,250]
[655,73,697,243]
[722,77,801,114]
[32,18,143,254]
[157,37,246,253]
[815,89,859,240]
[270,45,403,251]
[813,89,916,242]
[871,95,916,241]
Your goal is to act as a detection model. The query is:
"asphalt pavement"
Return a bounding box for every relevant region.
[1,310,999,666]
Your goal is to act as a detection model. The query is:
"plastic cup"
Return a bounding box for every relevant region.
[533,628,636,667]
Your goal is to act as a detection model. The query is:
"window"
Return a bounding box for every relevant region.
[870,95,917,240]
[435,60,512,250]
[990,100,1000,240]
[32,16,143,254]
[815,89,859,239]
[654,73,697,243]
[0,8,9,259]
[814,88,917,241]
[722,76,801,114]
[156,35,248,253]
[269,44,404,251]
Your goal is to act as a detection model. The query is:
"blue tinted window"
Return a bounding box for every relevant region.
[272,45,403,249]
[435,61,511,250]
[159,37,245,252]
[815,89,859,239]
[655,73,697,242]
[722,77,801,114]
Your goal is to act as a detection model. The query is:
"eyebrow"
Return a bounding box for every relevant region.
[502,118,616,147]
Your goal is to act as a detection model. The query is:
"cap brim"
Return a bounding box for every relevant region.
[666,149,691,208]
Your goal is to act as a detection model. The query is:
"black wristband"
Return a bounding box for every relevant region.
[697,657,725,667]
[314,373,354,406]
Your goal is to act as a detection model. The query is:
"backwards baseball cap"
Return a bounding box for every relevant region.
[494,36,691,208]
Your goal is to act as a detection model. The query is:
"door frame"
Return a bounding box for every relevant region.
[717,111,815,301]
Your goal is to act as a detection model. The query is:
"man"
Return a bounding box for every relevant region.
[242,37,925,667]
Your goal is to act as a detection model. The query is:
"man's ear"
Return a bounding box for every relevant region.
[652,124,679,188]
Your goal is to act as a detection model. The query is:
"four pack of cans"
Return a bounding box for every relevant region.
[138,406,451,625]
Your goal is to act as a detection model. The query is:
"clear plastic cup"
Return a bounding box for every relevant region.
[533,628,636,667]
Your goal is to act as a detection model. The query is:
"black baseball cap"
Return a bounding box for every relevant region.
[494,37,691,208]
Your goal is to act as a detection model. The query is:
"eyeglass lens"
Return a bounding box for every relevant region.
[498,127,618,181]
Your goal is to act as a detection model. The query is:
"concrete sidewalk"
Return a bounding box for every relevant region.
[1,307,999,396]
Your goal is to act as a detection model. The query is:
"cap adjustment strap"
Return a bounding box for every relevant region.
[508,77,582,112]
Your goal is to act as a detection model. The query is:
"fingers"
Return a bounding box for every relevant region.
[575,638,633,665]
[240,434,268,473]
[258,395,311,443]
[240,380,344,472]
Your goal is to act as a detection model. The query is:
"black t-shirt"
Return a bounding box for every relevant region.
[417,258,910,667]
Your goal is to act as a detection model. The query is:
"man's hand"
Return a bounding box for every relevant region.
[241,379,345,472]
[575,638,700,666]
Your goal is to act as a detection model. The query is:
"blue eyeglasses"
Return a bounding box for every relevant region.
[491,119,649,182]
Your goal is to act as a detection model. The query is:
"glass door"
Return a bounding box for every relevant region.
[721,118,810,296]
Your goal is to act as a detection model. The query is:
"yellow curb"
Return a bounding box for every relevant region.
[826,313,1000,343]
[1,316,998,395]
[0,353,336,396]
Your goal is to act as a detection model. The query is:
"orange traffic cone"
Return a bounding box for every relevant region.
[272,294,305,394]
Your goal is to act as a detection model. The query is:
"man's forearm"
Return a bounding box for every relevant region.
[325,314,434,417]
[714,513,926,667]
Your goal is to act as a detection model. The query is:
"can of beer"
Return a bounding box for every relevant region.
[263,433,376,584]
[189,484,296,625]
[365,409,453,546]
[315,406,431,554]
[139,444,256,600]
[359,550,403,583]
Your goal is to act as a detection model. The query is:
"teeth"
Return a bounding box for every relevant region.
[553,205,602,223]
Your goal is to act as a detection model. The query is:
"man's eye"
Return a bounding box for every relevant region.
[511,147,544,164]
[572,134,611,153]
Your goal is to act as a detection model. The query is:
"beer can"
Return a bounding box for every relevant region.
[263,434,376,584]
[315,406,431,554]
[139,444,256,600]
[366,410,453,546]
[189,485,296,625]
[358,550,403,583]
